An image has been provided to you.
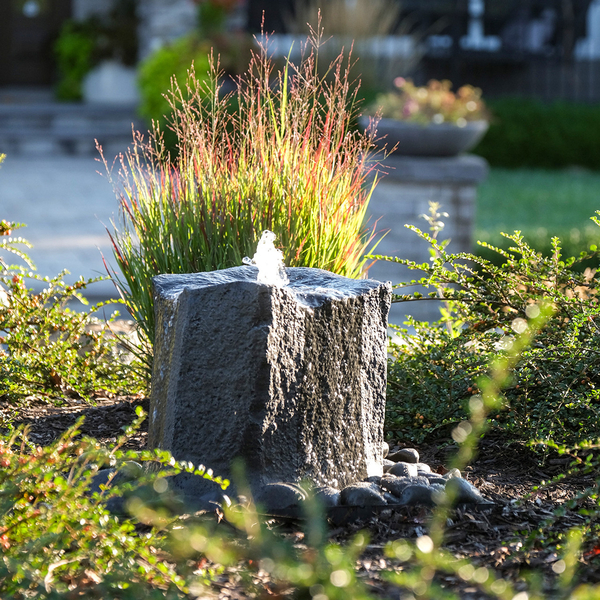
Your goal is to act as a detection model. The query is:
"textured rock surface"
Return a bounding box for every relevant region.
[388,461,419,478]
[388,448,419,463]
[340,482,387,506]
[149,266,391,499]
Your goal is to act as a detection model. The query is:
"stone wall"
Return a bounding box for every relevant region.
[366,154,488,327]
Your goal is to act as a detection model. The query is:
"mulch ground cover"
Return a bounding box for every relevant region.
[5,394,600,599]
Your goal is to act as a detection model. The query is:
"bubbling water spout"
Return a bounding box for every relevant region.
[243,230,289,287]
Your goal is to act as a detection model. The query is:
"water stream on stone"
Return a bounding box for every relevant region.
[243,230,289,286]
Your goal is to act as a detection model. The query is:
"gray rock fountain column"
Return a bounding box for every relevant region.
[149,266,391,500]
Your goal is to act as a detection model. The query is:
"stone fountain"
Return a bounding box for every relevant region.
[148,232,392,504]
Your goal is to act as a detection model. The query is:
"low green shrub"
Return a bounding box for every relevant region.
[137,35,212,153]
[476,225,600,272]
[0,409,376,599]
[0,410,226,598]
[383,310,600,600]
[473,98,600,169]
[110,38,379,367]
[380,206,600,447]
[0,220,145,407]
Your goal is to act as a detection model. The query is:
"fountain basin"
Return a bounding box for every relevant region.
[149,266,391,501]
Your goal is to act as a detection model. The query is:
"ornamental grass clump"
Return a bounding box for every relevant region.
[109,36,380,359]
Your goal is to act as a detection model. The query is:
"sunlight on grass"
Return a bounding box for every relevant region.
[475,168,600,255]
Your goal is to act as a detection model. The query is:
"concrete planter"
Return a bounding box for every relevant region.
[360,116,489,157]
[365,154,489,326]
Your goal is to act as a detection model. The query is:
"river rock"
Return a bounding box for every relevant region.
[340,482,387,506]
[382,441,390,458]
[380,475,430,497]
[255,482,307,512]
[89,468,116,495]
[115,461,144,483]
[150,266,391,500]
[194,488,233,512]
[89,461,143,495]
[382,491,402,505]
[443,468,462,480]
[388,448,419,463]
[388,461,419,478]
[446,477,493,505]
[383,459,395,473]
[429,483,447,505]
[365,475,382,485]
[416,462,432,474]
[315,486,341,508]
[398,484,436,507]
[424,473,447,485]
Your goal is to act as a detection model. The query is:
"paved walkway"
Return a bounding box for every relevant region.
[0,154,122,301]
[0,152,444,328]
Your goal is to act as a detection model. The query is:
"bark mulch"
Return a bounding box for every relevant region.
[5,395,600,599]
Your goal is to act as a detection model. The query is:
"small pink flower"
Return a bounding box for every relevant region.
[403,99,418,117]
[393,77,406,89]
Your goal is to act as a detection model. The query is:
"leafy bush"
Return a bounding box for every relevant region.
[381,207,600,446]
[0,411,226,598]
[137,35,213,152]
[110,38,379,363]
[54,0,138,101]
[0,409,376,599]
[54,21,95,101]
[473,98,600,169]
[0,221,145,407]
[383,310,600,600]
[476,225,600,273]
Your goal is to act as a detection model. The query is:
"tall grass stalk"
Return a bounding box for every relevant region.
[108,33,380,363]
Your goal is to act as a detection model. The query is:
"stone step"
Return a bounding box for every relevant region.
[0,91,145,157]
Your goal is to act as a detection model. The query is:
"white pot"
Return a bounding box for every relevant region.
[83,60,139,106]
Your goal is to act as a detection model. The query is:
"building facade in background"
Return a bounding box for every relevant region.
[2,0,600,101]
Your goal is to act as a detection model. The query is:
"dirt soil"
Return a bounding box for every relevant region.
[7,394,600,599]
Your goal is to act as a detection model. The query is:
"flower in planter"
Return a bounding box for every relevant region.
[361,79,489,156]
[367,78,488,126]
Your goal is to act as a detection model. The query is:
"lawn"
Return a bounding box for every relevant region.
[475,167,600,256]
